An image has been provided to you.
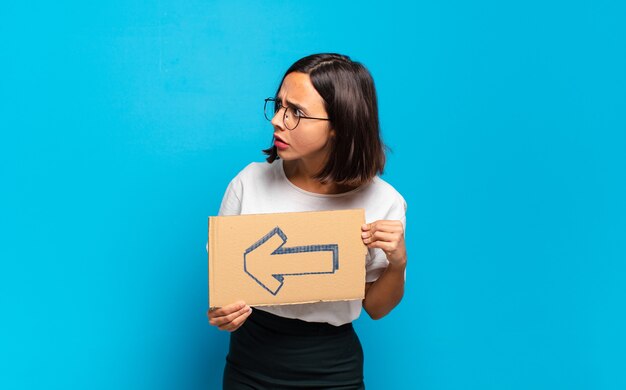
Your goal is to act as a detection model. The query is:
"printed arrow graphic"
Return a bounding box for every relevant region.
[243,227,339,295]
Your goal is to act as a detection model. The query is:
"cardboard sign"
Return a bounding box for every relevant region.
[208,209,367,308]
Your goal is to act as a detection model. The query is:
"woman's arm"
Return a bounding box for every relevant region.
[361,220,407,319]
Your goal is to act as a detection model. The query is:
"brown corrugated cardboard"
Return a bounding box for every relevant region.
[208,209,367,308]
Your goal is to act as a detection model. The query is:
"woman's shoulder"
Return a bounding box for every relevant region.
[360,176,407,224]
[230,160,278,182]
[366,176,407,207]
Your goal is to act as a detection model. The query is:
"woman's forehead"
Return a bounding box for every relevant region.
[278,72,325,110]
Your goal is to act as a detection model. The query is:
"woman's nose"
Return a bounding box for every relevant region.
[270,108,285,130]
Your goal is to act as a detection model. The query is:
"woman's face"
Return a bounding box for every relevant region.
[271,72,335,162]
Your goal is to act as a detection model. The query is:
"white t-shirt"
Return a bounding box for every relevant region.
[211,158,407,326]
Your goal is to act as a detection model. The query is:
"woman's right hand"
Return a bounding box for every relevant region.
[207,300,252,332]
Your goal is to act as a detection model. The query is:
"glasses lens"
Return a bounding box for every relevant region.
[264,99,277,121]
[264,99,299,130]
[284,106,299,130]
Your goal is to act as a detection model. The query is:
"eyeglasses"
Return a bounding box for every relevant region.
[264,97,330,130]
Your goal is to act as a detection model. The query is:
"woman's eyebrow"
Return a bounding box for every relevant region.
[277,95,308,114]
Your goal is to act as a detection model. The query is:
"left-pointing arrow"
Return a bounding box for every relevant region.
[243,227,339,295]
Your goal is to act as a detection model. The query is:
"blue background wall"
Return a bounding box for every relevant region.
[2,1,625,389]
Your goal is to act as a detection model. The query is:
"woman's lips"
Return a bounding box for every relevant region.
[274,139,289,150]
[274,135,289,150]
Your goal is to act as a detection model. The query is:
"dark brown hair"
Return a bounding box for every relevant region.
[262,53,387,187]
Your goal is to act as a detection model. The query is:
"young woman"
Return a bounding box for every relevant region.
[208,53,407,389]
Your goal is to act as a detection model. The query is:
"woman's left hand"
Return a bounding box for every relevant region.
[361,220,407,266]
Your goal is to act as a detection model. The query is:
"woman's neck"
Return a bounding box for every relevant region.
[282,159,356,195]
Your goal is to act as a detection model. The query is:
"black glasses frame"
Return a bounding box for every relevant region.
[264,97,330,130]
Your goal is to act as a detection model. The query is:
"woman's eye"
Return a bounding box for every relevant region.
[286,107,300,117]
[294,109,304,117]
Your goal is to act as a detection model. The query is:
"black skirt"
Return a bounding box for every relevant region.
[223,308,365,389]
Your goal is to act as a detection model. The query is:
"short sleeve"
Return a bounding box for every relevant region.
[218,176,243,216]
[207,176,243,253]
[365,193,408,282]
